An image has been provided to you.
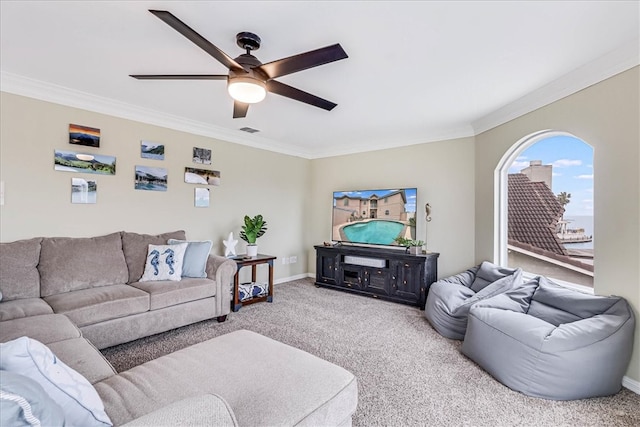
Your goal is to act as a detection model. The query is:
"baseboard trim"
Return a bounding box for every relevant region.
[274,274,310,285]
[623,376,640,394]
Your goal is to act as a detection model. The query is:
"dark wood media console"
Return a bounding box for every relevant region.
[314,244,439,309]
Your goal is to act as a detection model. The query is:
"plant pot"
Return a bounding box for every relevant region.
[246,244,258,257]
[409,246,422,255]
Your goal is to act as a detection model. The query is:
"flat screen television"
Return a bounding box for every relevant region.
[332,188,417,247]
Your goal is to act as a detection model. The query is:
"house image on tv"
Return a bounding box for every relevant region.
[333,190,409,223]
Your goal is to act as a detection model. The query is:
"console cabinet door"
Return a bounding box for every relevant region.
[392,259,424,304]
[316,250,339,285]
[362,267,391,296]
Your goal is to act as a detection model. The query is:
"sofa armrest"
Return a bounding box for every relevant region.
[121,394,238,427]
[206,255,238,316]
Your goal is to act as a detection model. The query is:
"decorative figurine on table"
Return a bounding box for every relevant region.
[223,232,238,257]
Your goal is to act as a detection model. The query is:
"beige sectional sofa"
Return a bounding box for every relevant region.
[0,230,236,349]
[0,231,358,426]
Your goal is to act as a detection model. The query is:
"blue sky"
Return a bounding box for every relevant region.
[508,135,593,216]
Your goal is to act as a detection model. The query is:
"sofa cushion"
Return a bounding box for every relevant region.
[130,278,216,311]
[43,284,149,327]
[0,298,53,322]
[122,231,186,283]
[139,243,188,282]
[39,232,128,297]
[0,314,80,345]
[168,239,213,278]
[0,237,42,301]
[0,370,66,427]
[0,337,112,427]
[47,338,116,385]
[121,394,238,427]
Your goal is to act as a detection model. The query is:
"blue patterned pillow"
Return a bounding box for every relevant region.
[139,243,188,282]
[238,282,268,302]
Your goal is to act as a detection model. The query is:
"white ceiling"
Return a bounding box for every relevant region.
[1,1,638,158]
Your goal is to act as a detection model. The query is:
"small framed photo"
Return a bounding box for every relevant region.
[185,167,220,186]
[141,141,165,160]
[71,178,97,204]
[135,166,167,191]
[69,124,100,148]
[195,188,210,207]
[193,147,212,165]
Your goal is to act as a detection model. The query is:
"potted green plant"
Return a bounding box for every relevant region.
[240,214,267,257]
[394,236,424,255]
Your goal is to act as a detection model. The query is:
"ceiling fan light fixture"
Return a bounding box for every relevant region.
[228,77,266,104]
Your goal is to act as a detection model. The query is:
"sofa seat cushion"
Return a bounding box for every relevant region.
[0,314,80,345]
[130,278,216,310]
[39,232,129,297]
[0,298,53,321]
[47,338,116,385]
[0,237,42,300]
[121,394,238,427]
[44,285,149,327]
[121,231,186,284]
[95,330,357,427]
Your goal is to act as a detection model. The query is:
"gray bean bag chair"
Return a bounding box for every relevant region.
[424,261,522,340]
[461,276,635,400]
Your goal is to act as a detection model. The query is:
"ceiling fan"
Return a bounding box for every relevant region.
[130,10,348,118]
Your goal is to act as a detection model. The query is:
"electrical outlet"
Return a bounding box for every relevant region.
[282,257,288,265]
[290,256,297,264]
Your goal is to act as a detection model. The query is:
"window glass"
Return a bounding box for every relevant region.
[499,133,594,288]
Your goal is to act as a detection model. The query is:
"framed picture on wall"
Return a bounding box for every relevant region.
[135,166,167,191]
[141,141,165,160]
[195,188,210,207]
[184,167,220,186]
[71,178,97,204]
[193,147,212,165]
[54,150,116,175]
[69,124,100,148]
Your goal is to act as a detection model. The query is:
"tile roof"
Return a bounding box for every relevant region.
[508,173,567,256]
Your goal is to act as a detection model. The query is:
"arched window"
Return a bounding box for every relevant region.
[495,130,594,290]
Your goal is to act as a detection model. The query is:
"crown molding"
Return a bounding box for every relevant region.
[306,126,475,159]
[3,36,638,159]
[472,38,640,135]
[0,71,313,159]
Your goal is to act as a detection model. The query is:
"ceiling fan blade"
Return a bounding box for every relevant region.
[149,10,246,72]
[258,44,348,79]
[130,74,228,80]
[233,101,250,118]
[266,80,337,111]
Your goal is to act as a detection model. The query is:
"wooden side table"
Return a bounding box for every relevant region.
[230,254,276,312]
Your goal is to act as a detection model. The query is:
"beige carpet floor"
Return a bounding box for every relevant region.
[102,278,640,426]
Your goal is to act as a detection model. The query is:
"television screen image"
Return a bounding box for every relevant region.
[332,188,417,246]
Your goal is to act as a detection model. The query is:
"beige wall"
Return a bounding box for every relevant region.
[475,66,640,383]
[0,92,310,281]
[308,138,476,278]
[2,67,637,384]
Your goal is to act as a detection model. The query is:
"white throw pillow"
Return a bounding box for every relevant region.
[139,243,188,282]
[0,337,112,427]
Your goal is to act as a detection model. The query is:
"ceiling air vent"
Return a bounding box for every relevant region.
[239,127,260,134]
